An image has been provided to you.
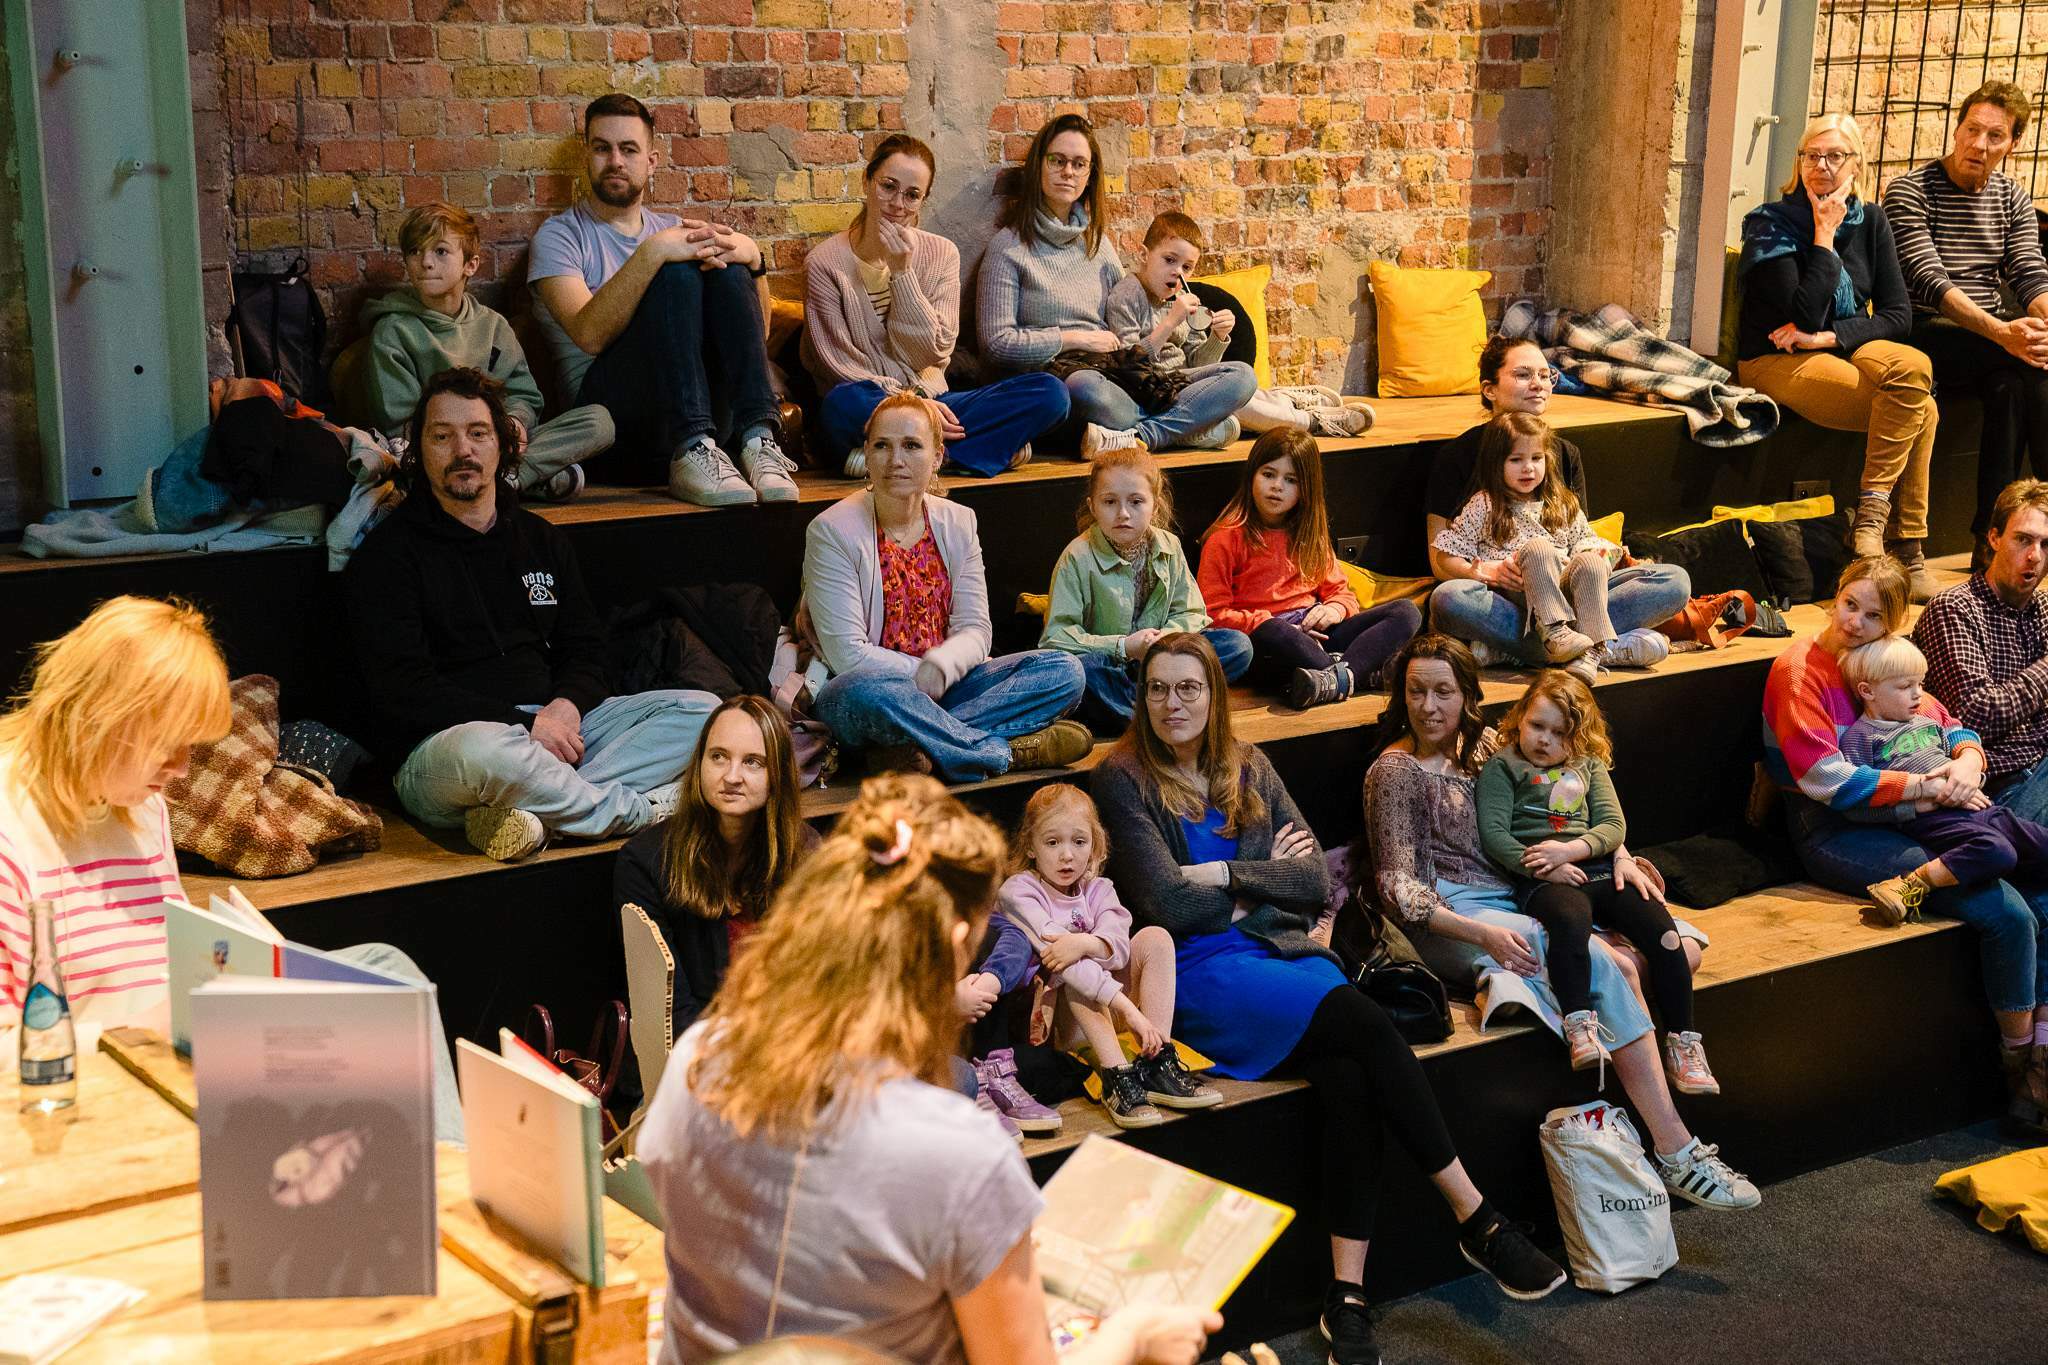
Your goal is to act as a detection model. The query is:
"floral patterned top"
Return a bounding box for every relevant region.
[877,511,952,657]
[1432,489,1600,564]
[1362,728,1511,925]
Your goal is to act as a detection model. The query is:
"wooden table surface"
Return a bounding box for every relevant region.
[0,1043,200,1236]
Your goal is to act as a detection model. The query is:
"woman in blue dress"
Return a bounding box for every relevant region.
[1089,632,1563,1365]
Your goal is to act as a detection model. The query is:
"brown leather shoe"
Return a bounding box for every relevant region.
[1009,719,1094,771]
[1885,538,1937,603]
[2000,1044,2048,1136]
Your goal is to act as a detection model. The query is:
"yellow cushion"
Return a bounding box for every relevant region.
[1190,263,1273,387]
[1588,510,1624,544]
[1017,592,1050,620]
[1368,262,1491,398]
[1339,560,1434,609]
[1669,495,1837,535]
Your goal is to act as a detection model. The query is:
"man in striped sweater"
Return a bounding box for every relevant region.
[1883,80,2048,565]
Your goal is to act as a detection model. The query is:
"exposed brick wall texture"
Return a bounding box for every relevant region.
[212,0,1558,393]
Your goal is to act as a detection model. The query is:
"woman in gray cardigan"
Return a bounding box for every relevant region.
[1089,632,1563,1363]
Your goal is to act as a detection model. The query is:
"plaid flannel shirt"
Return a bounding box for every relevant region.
[1912,575,2048,780]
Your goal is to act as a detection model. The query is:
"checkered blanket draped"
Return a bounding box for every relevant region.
[164,674,382,878]
[1500,300,1779,448]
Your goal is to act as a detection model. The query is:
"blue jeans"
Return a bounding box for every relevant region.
[1428,563,1692,664]
[1790,797,2048,1012]
[813,651,1086,782]
[394,689,720,841]
[1993,752,2048,825]
[1076,628,1252,732]
[818,374,1070,476]
[1064,361,1259,450]
[331,942,467,1147]
[576,262,779,459]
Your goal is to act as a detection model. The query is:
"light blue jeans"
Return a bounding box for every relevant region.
[1994,752,2048,826]
[1411,879,1656,1047]
[1427,563,1692,664]
[393,689,720,840]
[331,942,466,1147]
[813,651,1085,782]
[1065,361,1259,450]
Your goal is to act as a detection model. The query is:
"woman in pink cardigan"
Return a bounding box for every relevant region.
[802,135,1070,478]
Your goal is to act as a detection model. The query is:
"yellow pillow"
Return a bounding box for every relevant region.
[1017,592,1050,620]
[1339,560,1434,609]
[1369,262,1491,398]
[1190,263,1273,387]
[1668,494,1836,535]
[1588,511,1624,544]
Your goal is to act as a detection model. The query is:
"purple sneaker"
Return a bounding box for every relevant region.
[974,1083,1023,1143]
[979,1048,1063,1134]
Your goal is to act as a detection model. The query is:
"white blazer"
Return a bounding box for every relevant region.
[801,491,993,690]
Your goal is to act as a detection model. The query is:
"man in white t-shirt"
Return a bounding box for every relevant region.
[527,92,796,508]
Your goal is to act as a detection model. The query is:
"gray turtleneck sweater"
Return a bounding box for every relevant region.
[975,209,1125,371]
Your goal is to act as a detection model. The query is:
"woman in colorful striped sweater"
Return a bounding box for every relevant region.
[1763,555,2048,1134]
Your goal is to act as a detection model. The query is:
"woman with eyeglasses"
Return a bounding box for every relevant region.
[1090,632,1565,1365]
[1425,335,1691,668]
[803,135,1069,479]
[976,115,1255,460]
[1738,113,1939,598]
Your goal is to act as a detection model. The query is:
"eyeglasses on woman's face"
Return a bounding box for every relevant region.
[1045,153,1092,175]
[1145,679,1208,703]
[1799,150,1854,170]
[1506,366,1559,387]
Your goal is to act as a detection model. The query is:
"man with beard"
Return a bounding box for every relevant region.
[527,92,796,506]
[344,368,719,861]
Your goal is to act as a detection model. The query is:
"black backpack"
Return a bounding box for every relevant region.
[228,256,330,407]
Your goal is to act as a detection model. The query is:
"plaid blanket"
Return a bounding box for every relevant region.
[1500,300,1779,447]
[165,674,381,878]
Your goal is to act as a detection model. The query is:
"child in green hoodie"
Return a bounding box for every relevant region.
[333,201,613,500]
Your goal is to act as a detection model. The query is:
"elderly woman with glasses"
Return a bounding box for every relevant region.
[1738,113,1939,597]
[1424,335,1691,668]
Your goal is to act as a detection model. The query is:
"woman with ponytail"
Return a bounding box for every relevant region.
[639,773,1219,1365]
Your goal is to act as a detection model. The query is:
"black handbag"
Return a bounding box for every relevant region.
[1330,890,1454,1045]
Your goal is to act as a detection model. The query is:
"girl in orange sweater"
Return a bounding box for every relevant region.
[1198,429,1422,709]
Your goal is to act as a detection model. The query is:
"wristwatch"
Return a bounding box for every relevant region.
[747,257,769,278]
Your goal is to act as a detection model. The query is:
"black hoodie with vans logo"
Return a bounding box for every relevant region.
[343,483,611,763]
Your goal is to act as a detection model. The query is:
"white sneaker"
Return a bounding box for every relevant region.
[737,431,799,502]
[1310,405,1372,437]
[1008,442,1033,470]
[1466,638,1503,668]
[1080,423,1146,461]
[841,447,867,479]
[1181,414,1241,450]
[643,780,683,826]
[531,462,585,502]
[1604,627,1670,670]
[1656,1138,1761,1210]
[1564,648,1602,686]
[668,437,756,507]
[464,807,547,862]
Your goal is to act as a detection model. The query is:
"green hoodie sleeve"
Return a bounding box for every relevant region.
[483,308,544,430]
[1476,755,1527,873]
[360,318,428,435]
[1577,759,1626,857]
[1042,544,1125,657]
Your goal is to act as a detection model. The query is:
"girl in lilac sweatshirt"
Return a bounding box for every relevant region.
[998,783,1219,1127]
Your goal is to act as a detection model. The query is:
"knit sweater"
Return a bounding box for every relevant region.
[1433,490,1597,564]
[974,211,1125,371]
[1736,195,1913,361]
[1104,275,1227,373]
[1362,733,1512,926]
[1196,517,1359,634]
[1838,710,1979,780]
[1042,525,1210,657]
[800,229,961,397]
[1883,159,2048,317]
[996,871,1132,1008]
[801,491,992,690]
[1476,750,1625,874]
[335,289,547,434]
[1090,745,1338,963]
[1761,635,1975,820]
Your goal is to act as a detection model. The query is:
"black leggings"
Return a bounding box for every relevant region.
[1279,985,1460,1241]
[1525,877,1693,1030]
[1249,599,1424,689]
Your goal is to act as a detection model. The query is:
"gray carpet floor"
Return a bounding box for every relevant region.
[1221,1123,2047,1365]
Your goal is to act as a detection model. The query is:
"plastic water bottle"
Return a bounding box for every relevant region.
[19,899,77,1112]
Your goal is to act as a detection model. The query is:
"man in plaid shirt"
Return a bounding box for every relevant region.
[1914,478,2048,824]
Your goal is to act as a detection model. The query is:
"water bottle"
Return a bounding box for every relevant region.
[19,899,77,1112]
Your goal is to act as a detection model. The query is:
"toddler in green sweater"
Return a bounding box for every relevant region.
[1476,671,1719,1096]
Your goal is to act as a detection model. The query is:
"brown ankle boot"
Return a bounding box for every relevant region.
[1886,538,1936,603]
[2030,1043,2048,1116]
[1848,494,1890,559]
[2000,1044,2048,1135]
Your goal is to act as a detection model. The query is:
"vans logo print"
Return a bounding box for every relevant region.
[523,571,558,607]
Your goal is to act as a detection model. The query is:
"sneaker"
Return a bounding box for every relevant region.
[1320,1282,1381,1365]
[1564,649,1601,686]
[1457,1210,1566,1301]
[1008,441,1034,470]
[1866,873,1926,927]
[1562,1010,1612,1074]
[1656,1138,1761,1210]
[1664,1029,1721,1096]
[464,806,547,862]
[1285,660,1353,710]
[841,446,868,479]
[1096,1065,1165,1128]
[1181,414,1241,450]
[668,436,756,506]
[1008,719,1093,771]
[1080,422,1146,461]
[531,462,585,503]
[643,781,683,827]
[1542,621,1595,662]
[1310,405,1373,437]
[1466,638,1503,669]
[1603,627,1669,669]
[1136,1047,1223,1109]
[974,1084,1023,1143]
[978,1048,1062,1134]
[1848,492,1889,559]
[736,430,799,503]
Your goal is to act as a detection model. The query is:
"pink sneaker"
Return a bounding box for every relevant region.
[1664,1030,1721,1095]
[979,1048,1062,1134]
[974,1084,1022,1143]
[1562,1010,1612,1087]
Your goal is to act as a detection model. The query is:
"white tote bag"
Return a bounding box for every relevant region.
[1539,1100,1678,1293]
